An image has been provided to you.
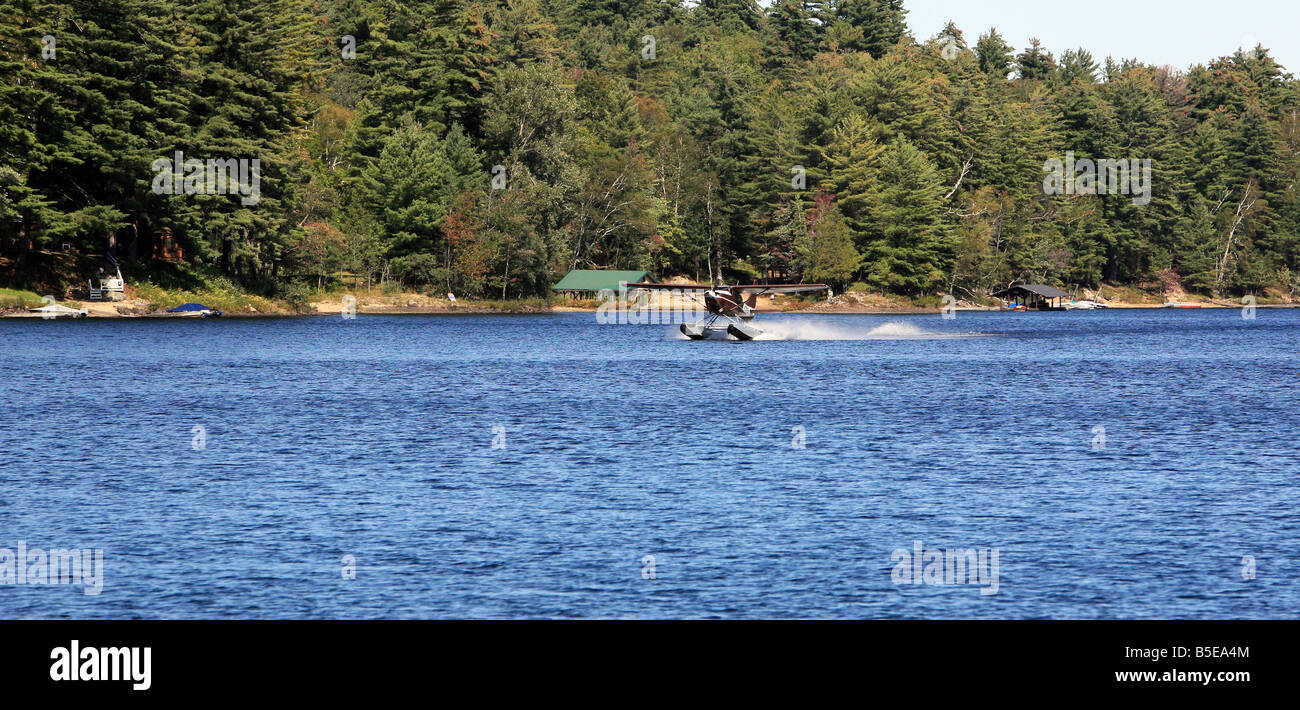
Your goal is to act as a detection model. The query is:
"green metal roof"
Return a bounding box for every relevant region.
[552,270,649,292]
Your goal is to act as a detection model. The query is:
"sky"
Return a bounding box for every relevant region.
[904,0,1300,74]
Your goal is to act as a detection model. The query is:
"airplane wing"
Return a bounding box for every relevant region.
[729,284,829,294]
[623,282,829,293]
[622,282,714,291]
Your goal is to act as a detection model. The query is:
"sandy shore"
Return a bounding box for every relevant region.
[6,290,1292,319]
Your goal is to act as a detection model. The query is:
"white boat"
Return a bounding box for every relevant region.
[23,303,88,319]
[1065,300,1108,310]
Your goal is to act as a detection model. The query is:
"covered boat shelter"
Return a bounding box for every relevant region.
[552,269,649,300]
[993,284,1071,311]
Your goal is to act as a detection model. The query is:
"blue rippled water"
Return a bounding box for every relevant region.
[1,308,1296,618]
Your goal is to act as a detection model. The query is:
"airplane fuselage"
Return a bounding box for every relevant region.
[703,289,754,320]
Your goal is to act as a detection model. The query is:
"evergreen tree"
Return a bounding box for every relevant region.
[768,0,820,65]
[1058,48,1099,85]
[975,28,1014,78]
[1016,38,1055,81]
[802,193,859,288]
[860,138,952,293]
[824,0,907,57]
[824,113,884,240]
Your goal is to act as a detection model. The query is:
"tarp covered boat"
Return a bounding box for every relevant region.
[166,303,222,317]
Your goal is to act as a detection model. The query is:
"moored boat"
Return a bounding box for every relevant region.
[18,303,89,319]
[165,302,223,317]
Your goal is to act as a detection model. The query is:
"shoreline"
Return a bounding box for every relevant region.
[3,284,1293,319]
[5,299,1295,319]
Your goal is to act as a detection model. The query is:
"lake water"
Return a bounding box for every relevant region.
[1,308,1296,618]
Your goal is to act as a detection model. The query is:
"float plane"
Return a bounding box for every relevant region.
[623,282,830,340]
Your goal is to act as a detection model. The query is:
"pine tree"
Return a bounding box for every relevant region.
[860,138,953,293]
[824,113,884,241]
[1016,38,1055,81]
[823,0,907,57]
[1058,48,1099,85]
[975,28,1014,78]
[768,0,819,64]
[803,193,858,288]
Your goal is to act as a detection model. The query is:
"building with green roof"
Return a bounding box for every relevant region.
[551,269,649,299]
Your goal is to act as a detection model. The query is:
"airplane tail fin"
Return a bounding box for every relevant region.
[745,293,757,309]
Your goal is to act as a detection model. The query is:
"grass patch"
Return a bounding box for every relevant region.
[0,287,46,310]
[468,297,554,312]
[557,298,604,309]
[0,288,83,311]
[1094,282,1166,304]
[124,262,293,314]
[131,281,288,314]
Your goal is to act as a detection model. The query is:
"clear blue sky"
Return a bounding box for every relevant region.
[904,0,1299,74]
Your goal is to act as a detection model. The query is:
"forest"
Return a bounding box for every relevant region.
[1,0,1298,302]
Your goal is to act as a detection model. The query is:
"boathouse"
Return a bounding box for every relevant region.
[993,284,1072,310]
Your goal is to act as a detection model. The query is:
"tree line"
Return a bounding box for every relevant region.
[1,0,1297,300]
